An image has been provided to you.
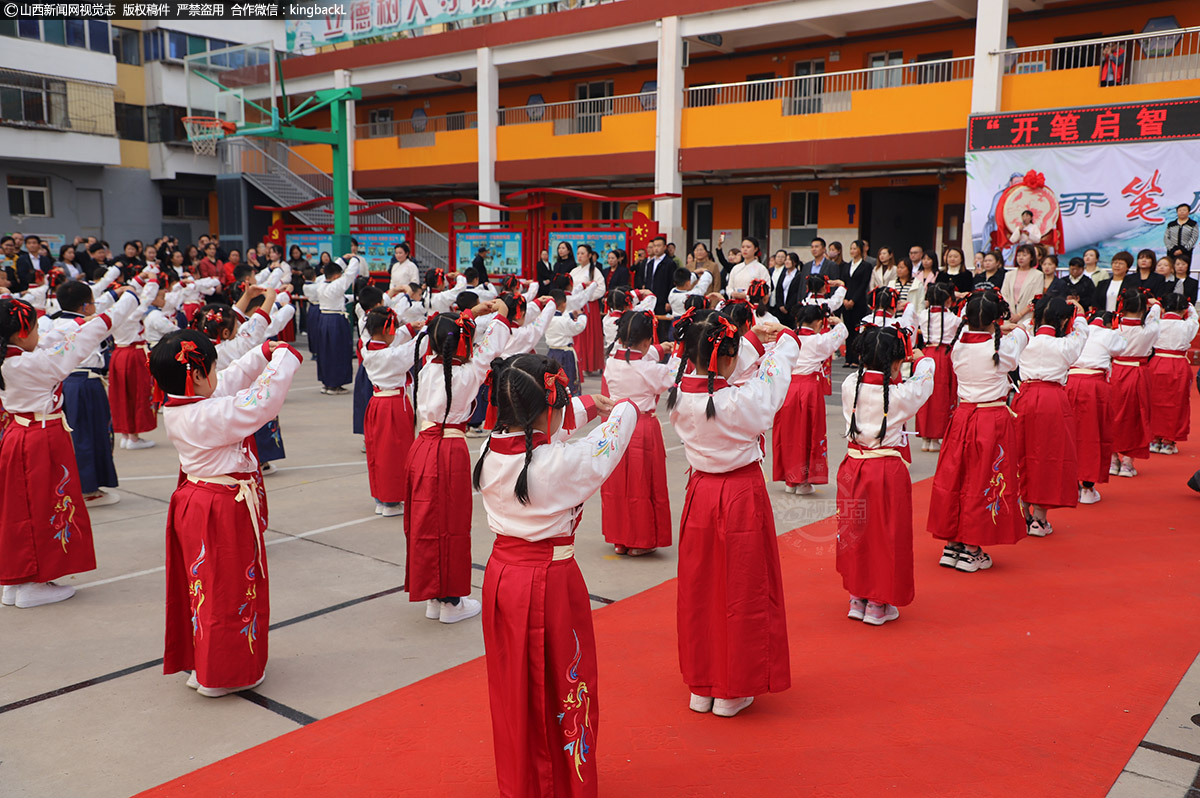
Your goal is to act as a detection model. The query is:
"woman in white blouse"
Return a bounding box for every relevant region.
[1001,244,1041,324]
[869,246,898,290]
[726,237,772,297]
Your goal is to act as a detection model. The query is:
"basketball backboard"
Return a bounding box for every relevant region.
[184,41,278,135]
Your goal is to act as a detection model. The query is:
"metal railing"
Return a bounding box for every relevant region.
[356,111,479,146]
[684,56,973,115]
[501,91,656,134]
[993,27,1200,85]
[0,68,116,136]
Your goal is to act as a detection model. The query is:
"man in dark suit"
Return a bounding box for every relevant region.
[805,237,841,281]
[842,239,873,366]
[472,247,490,283]
[16,234,53,291]
[1059,258,1096,309]
[639,235,675,336]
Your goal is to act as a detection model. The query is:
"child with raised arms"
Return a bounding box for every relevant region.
[1109,289,1161,477]
[1067,310,1126,505]
[913,282,962,452]
[1148,293,1196,455]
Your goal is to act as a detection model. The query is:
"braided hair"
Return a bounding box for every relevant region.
[693,314,741,420]
[722,299,753,333]
[191,303,238,342]
[414,312,477,428]
[925,282,954,346]
[666,307,716,409]
[866,287,899,323]
[148,330,218,397]
[950,287,1010,366]
[498,291,526,324]
[603,287,632,315]
[793,303,829,329]
[847,325,909,442]
[364,306,400,338]
[0,297,38,390]
[1116,287,1149,320]
[804,274,829,299]
[499,274,520,294]
[616,309,657,362]
[1160,292,1189,315]
[747,278,771,317]
[472,354,572,504]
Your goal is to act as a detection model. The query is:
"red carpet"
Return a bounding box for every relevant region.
[141,399,1200,797]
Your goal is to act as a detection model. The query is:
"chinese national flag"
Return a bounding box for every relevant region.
[263,219,285,246]
[630,211,659,253]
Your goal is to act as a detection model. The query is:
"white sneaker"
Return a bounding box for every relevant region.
[921,439,931,452]
[847,597,866,620]
[439,597,482,624]
[425,600,441,620]
[939,542,965,568]
[84,489,121,507]
[380,503,403,517]
[1,585,15,606]
[14,581,76,608]
[1079,487,1101,505]
[930,440,941,452]
[260,462,277,476]
[374,500,384,515]
[955,546,993,572]
[689,693,714,713]
[118,436,129,450]
[1118,460,1137,478]
[197,672,266,698]
[1109,455,1121,476]
[1164,442,1178,455]
[360,442,367,453]
[1027,519,1051,537]
[1150,441,1163,454]
[186,671,200,689]
[794,483,815,495]
[712,697,754,717]
[782,484,796,494]
[863,602,900,626]
[125,438,156,450]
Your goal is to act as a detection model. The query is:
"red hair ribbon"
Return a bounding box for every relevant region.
[453,310,476,360]
[747,279,770,305]
[433,268,446,288]
[512,294,527,322]
[544,368,576,431]
[896,326,915,361]
[643,310,659,345]
[707,316,738,376]
[380,308,398,336]
[483,370,499,430]
[671,306,697,357]
[204,308,223,323]
[10,299,35,337]
[175,339,206,396]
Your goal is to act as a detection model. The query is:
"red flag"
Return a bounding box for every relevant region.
[630,211,659,254]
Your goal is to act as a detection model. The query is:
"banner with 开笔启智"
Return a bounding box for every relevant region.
[966,99,1200,264]
[286,0,547,50]
[967,138,1200,264]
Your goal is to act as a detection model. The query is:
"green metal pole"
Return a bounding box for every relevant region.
[330,97,351,258]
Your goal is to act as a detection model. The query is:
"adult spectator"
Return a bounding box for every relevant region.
[974,249,1006,290]
[666,242,683,271]
[1131,248,1167,296]
[1099,41,1126,87]
[1164,252,1198,303]
[211,235,228,262]
[724,237,770,296]
[389,241,418,290]
[1060,257,1097,309]
[639,236,677,318]
[16,234,52,289]
[607,248,631,289]
[937,246,974,295]
[55,243,83,280]
[868,246,898,290]
[714,232,743,287]
[87,241,110,273]
[289,244,310,272]
[842,240,872,365]
[690,242,722,295]
[1164,204,1198,261]
[1001,244,1040,324]
[1,235,19,290]
[807,237,838,279]
[826,241,847,280]
[472,246,490,283]
[1093,250,1134,313]
[551,241,574,277]
[771,251,805,319]
[889,259,918,310]
[535,248,553,296]
[915,249,939,291]
[197,241,224,282]
[1081,247,1108,284]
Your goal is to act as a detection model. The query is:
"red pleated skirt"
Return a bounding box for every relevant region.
[1013,380,1078,509]
[0,415,96,584]
[915,346,958,439]
[1110,359,1151,458]
[403,426,473,601]
[836,454,914,607]
[772,373,828,486]
[277,317,296,343]
[364,392,415,504]
[1149,355,1192,442]
[1066,372,1113,485]
[108,344,157,434]
[575,301,603,375]
[677,463,790,699]
[163,473,269,689]
[927,403,1026,546]
[600,412,671,549]
[483,536,598,798]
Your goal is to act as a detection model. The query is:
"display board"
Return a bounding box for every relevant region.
[286,231,406,274]
[454,231,523,276]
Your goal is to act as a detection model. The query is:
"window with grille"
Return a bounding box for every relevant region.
[0,69,67,128]
[7,176,51,217]
[115,102,145,141]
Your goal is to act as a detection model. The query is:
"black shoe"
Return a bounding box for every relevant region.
[1188,470,1200,493]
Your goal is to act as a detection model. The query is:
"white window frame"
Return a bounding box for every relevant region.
[868,50,904,89]
[787,190,819,248]
[367,107,394,139]
[7,176,52,217]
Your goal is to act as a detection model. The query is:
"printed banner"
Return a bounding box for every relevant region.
[968,98,1200,151]
[967,138,1200,265]
[286,0,545,51]
[285,231,405,274]
[454,231,523,276]
[548,229,630,268]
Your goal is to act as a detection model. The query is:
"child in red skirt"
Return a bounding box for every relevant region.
[928,288,1030,572]
[837,325,935,626]
[798,275,847,396]
[474,354,635,798]
[1067,311,1127,505]
[1149,294,1196,455]
[361,307,423,518]
[406,299,510,624]
[773,304,846,494]
[151,330,303,697]
[0,291,139,608]
[914,282,962,451]
[1014,296,1088,537]
[109,273,160,450]
[668,311,798,718]
[600,310,676,556]
[1109,289,1161,478]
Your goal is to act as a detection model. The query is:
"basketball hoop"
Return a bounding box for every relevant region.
[183,117,236,157]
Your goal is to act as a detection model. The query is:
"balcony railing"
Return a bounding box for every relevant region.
[684,56,973,115]
[0,68,116,135]
[356,111,479,147]
[501,91,656,134]
[994,27,1200,85]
